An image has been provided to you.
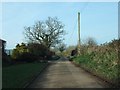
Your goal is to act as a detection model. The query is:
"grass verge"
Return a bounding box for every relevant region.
[2,62,48,88]
[73,54,119,87]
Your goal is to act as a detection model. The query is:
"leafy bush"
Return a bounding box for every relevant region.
[11,43,28,60]
[28,43,55,60]
[28,43,48,57]
[11,43,55,62]
[18,52,36,62]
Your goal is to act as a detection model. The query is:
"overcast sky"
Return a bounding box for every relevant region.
[2,2,118,49]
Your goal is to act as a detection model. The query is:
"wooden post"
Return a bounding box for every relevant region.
[78,12,81,55]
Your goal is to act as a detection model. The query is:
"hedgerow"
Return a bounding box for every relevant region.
[73,39,119,84]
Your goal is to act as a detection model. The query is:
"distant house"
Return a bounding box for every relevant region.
[5,49,13,56]
[0,39,6,53]
[0,39,11,65]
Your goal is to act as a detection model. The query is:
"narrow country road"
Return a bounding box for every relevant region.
[27,57,109,88]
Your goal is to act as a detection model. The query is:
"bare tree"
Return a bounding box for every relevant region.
[85,37,97,46]
[24,17,65,48]
[58,43,66,52]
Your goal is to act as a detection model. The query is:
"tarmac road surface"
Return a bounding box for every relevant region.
[27,57,108,88]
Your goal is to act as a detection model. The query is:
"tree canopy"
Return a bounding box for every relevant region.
[24,17,65,48]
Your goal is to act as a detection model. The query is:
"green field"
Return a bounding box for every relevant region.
[2,62,48,88]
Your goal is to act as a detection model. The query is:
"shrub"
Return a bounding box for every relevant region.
[28,43,48,57]
[28,43,54,60]
[18,52,36,62]
[11,43,55,62]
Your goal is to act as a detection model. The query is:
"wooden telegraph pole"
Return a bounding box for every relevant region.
[78,12,81,55]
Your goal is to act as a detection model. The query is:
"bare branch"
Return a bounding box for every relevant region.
[24,17,65,48]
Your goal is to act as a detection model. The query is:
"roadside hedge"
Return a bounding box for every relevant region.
[73,39,119,86]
